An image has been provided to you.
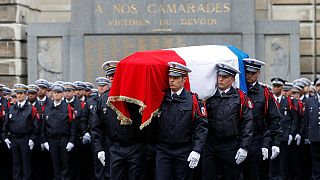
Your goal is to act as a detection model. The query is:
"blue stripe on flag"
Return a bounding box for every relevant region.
[227,45,249,93]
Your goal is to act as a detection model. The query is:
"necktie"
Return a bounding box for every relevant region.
[18,104,21,108]
[172,93,177,99]
[277,98,280,103]
[221,92,226,97]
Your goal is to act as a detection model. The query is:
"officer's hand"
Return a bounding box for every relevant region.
[28,139,34,150]
[262,148,268,160]
[4,139,11,149]
[97,151,105,166]
[66,142,74,152]
[235,148,248,164]
[44,142,49,151]
[288,134,293,145]
[270,146,280,159]
[295,134,301,146]
[305,138,311,144]
[82,132,91,144]
[187,151,200,168]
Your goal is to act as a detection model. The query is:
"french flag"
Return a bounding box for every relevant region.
[108,45,249,128]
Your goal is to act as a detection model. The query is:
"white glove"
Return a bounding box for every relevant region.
[295,134,301,146]
[262,148,268,160]
[4,139,11,149]
[271,146,280,159]
[82,132,91,144]
[305,138,311,144]
[28,139,34,150]
[235,148,248,164]
[44,142,49,151]
[187,151,201,168]
[288,134,293,145]
[66,142,74,152]
[97,151,105,166]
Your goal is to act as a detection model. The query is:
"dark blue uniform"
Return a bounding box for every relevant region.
[270,95,298,180]
[243,83,282,180]
[65,96,82,180]
[304,95,320,179]
[92,90,147,180]
[202,87,253,180]
[42,100,76,180]
[0,97,12,180]
[31,97,52,180]
[152,89,208,180]
[80,95,99,180]
[2,102,40,180]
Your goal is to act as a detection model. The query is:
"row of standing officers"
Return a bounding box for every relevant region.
[0,58,319,180]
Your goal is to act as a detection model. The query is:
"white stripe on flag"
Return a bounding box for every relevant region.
[169,45,240,99]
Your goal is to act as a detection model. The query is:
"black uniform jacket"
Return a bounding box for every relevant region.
[247,82,282,147]
[304,95,320,142]
[2,102,40,141]
[153,89,208,153]
[205,86,253,149]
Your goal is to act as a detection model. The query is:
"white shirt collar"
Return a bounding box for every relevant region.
[66,96,75,103]
[80,96,86,102]
[18,100,26,107]
[218,87,231,94]
[300,95,304,101]
[171,87,184,96]
[54,100,62,107]
[37,96,47,102]
[274,94,282,103]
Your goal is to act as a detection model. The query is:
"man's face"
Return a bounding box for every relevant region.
[217,74,235,91]
[11,95,17,104]
[28,92,37,102]
[47,90,52,99]
[84,90,91,97]
[169,76,186,92]
[272,85,283,96]
[16,92,26,102]
[107,74,114,83]
[316,85,320,94]
[282,89,292,97]
[292,91,300,99]
[245,71,260,84]
[98,85,109,95]
[65,90,75,100]
[38,87,47,97]
[52,91,63,101]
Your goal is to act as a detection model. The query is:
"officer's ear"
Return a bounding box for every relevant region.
[182,76,187,83]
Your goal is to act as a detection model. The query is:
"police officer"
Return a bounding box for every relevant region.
[2,86,12,100]
[27,84,44,180]
[270,78,298,180]
[242,59,282,180]
[151,62,208,180]
[93,60,118,179]
[63,82,82,180]
[102,61,118,82]
[304,78,320,179]
[35,79,53,180]
[84,82,94,98]
[2,84,40,180]
[0,84,12,180]
[202,63,253,180]
[93,60,148,180]
[42,84,76,180]
[88,77,111,180]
